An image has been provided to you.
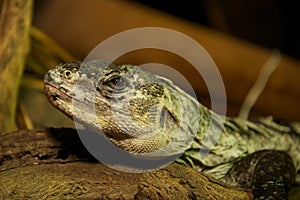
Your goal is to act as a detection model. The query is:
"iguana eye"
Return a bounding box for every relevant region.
[104,75,127,91]
[63,70,73,80]
[105,76,120,87]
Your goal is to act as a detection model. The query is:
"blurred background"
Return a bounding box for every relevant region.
[22,0,299,129]
[155,1,299,58]
[134,0,300,59]
[34,0,300,59]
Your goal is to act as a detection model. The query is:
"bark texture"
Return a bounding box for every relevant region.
[0,128,251,199]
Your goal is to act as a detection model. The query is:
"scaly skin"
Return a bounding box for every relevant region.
[44,60,300,199]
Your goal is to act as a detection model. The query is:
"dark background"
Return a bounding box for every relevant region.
[133,0,300,59]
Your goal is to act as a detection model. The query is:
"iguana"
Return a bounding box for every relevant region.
[44,60,300,199]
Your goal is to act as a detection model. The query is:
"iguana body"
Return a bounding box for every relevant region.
[44,60,300,199]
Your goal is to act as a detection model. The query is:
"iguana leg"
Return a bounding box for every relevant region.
[225,150,295,200]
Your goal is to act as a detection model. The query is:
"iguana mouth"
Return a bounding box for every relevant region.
[44,83,74,118]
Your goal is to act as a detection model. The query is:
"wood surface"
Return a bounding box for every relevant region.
[0,128,251,199]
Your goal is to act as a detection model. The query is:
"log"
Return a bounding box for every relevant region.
[0,128,251,199]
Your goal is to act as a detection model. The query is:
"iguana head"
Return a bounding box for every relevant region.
[44,60,202,156]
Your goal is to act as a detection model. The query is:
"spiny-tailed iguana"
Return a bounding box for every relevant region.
[44,60,300,199]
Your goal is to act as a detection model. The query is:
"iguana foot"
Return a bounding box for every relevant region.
[225,150,295,199]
